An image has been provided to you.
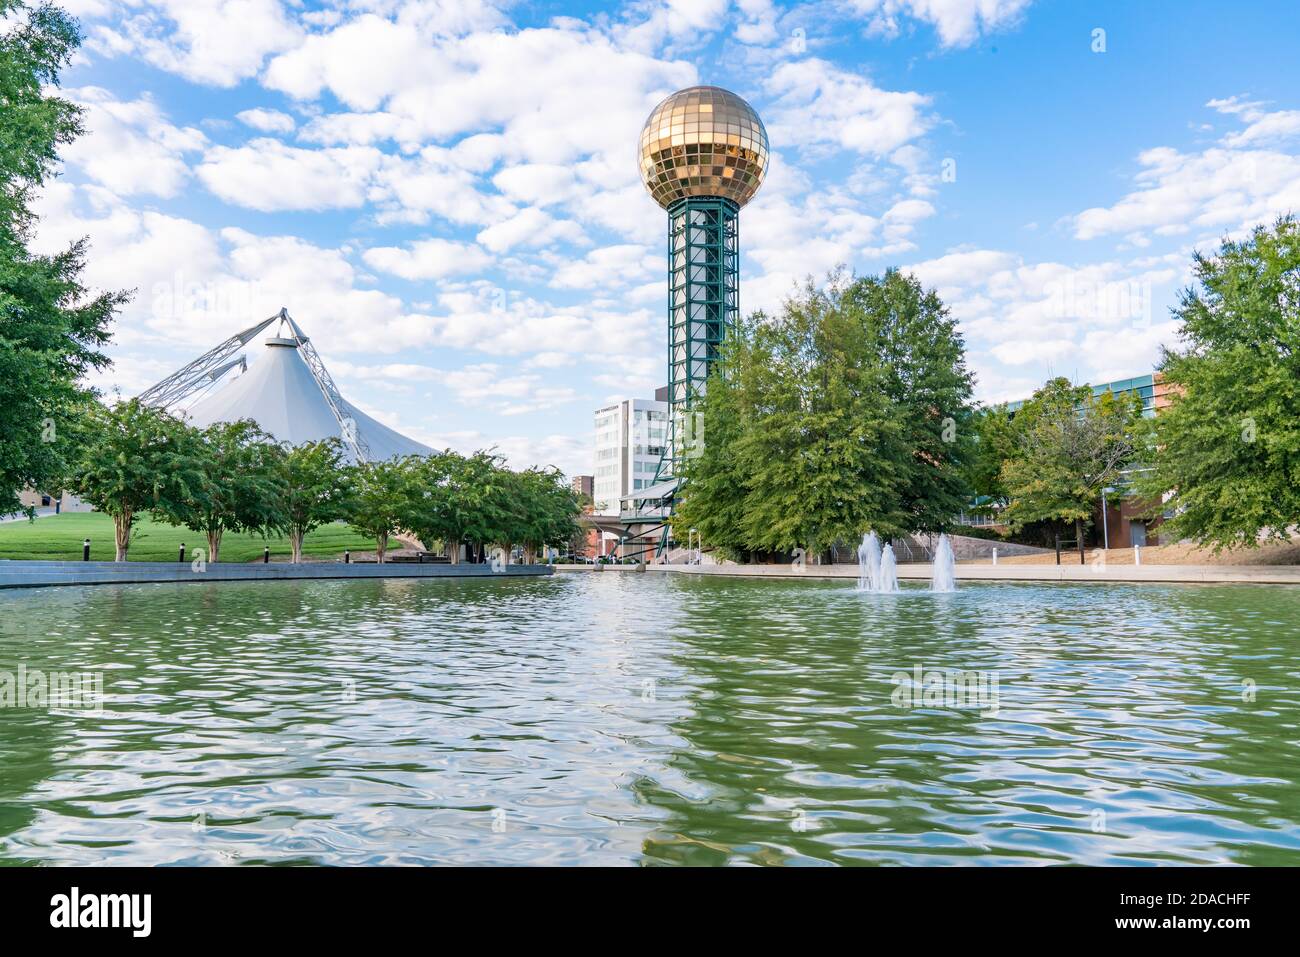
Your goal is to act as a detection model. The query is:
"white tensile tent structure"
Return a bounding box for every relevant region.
[137,308,432,463]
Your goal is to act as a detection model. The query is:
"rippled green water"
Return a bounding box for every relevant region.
[1,573,1298,865]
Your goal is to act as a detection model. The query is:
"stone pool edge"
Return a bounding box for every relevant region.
[555,563,1300,585]
[0,560,552,590]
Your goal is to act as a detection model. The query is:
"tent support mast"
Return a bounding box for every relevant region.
[137,314,278,410]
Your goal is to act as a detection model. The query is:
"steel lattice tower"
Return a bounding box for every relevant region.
[639,86,768,485]
[664,196,739,475]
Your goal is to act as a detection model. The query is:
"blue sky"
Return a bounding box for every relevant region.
[38,0,1300,477]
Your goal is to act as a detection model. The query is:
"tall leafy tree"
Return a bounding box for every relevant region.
[1000,378,1143,545]
[155,420,287,562]
[62,400,204,560]
[277,439,352,563]
[963,402,1020,511]
[674,271,973,558]
[671,345,750,557]
[842,270,976,531]
[0,1,127,516]
[1135,217,1300,549]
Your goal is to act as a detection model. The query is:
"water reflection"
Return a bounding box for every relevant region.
[0,575,1297,865]
[643,578,1300,864]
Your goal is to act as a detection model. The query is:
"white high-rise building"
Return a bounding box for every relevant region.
[593,397,669,515]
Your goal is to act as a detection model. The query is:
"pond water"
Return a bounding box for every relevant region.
[1,573,1297,865]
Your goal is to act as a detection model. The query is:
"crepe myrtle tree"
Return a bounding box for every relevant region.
[400,454,581,564]
[427,450,514,565]
[398,452,454,561]
[509,467,583,564]
[277,438,353,564]
[346,456,416,563]
[63,399,205,561]
[155,419,287,563]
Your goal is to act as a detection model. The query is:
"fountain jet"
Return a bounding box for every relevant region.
[878,544,900,593]
[856,531,881,591]
[931,533,957,592]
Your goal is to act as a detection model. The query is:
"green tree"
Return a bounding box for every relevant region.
[1000,378,1143,546]
[155,420,286,563]
[963,403,1019,511]
[508,467,581,563]
[399,453,454,560]
[278,439,352,563]
[674,270,973,559]
[841,270,976,531]
[672,339,755,558]
[1134,218,1300,550]
[0,1,127,516]
[62,399,204,560]
[444,450,513,564]
[346,456,415,563]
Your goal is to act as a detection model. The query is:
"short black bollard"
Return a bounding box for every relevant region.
[263,547,270,564]
[344,550,350,564]
[82,538,90,562]
[1055,535,1061,566]
[179,543,185,563]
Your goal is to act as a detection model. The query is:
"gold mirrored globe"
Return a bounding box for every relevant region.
[638,86,768,210]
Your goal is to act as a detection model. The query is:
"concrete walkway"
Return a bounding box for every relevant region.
[0,508,60,524]
[0,560,552,590]
[555,562,1300,585]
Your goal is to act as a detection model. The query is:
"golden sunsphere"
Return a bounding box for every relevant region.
[638,85,769,210]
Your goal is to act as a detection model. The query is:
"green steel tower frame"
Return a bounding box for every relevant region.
[657,196,739,482]
[633,85,767,556]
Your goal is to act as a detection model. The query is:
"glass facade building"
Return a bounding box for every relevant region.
[1002,373,1165,417]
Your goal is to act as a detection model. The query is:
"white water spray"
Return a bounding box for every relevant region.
[930,533,957,592]
[856,531,881,591]
[877,544,899,592]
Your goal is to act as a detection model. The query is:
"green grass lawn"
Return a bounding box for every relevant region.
[0,512,379,562]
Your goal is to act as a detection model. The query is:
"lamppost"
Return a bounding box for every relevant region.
[1101,486,1115,550]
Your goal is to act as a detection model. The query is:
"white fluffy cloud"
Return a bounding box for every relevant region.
[90,0,305,87]
[905,247,1186,400]
[744,193,937,311]
[61,87,206,197]
[765,58,934,156]
[264,20,694,174]
[362,238,492,280]
[236,108,296,134]
[197,140,385,211]
[1209,96,1300,148]
[549,244,657,290]
[441,363,581,416]
[371,148,516,226]
[1073,99,1300,242]
[419,283,657,359]
[492,164,582,207]
[847,0,1035,47]
[476,207,586,254]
